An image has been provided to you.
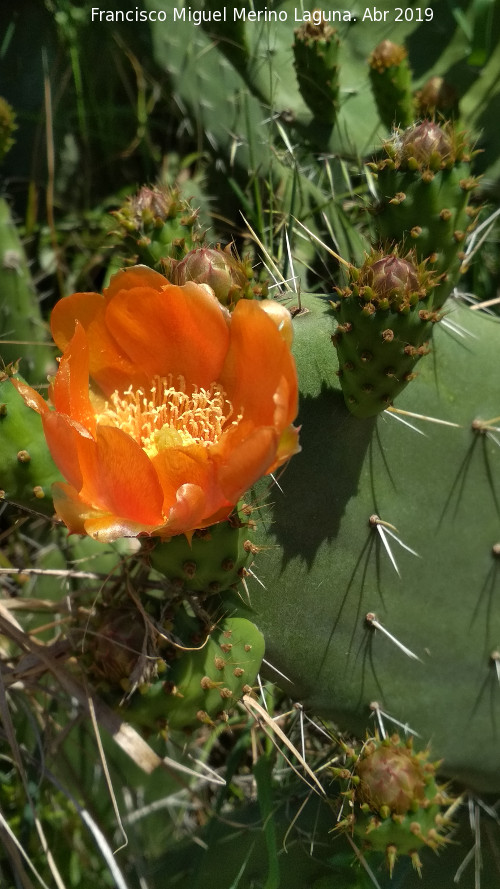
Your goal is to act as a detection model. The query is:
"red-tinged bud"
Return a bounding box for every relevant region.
[366,255,419,302]
[355,743,427,815]
[416,76,459,118]
[169,245,263,308]
[400,120,454,168]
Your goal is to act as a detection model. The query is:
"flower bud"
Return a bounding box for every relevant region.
[369,40,407,72]
[355,742,426,815]
[170,245,257,308]
[416,77,458,118]
[366,255,419,302]
[401,121,453,168]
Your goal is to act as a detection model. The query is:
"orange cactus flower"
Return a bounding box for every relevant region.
[13,267,300,542]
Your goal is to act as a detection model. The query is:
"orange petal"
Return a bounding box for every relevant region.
[12,377,89,493]
[51,291,149,396]
[51,291,105,352]
[49,323,96,435]
[50,267,167,352]
[197,502,235,529]
[52,482,159,541]
[104,280,230,389]
[103,265,168,300]
[266,423,301,475]
[212,424,278,503]
[219,300,298,430]
[259,299,294,347]
[152,444,225,521]
[52,482,88,535]
[41,412,91,492]
[77,425,165,526]
[84,514,162,542]
[156,483,209,538]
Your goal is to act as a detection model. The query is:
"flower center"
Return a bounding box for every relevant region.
[95,375,234,457]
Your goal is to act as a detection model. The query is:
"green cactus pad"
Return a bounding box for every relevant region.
[0,373,61,515]
[332,250,439,417]
[147,502,257,595]
[122,613,265,733]
[235,293,500,793]
[0,198,56,383]
[293,17,340,125]
[368,41,415,130]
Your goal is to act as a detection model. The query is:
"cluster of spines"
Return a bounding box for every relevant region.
[330,733,452,877]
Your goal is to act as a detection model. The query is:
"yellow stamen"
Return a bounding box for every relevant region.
[95,375,234,457]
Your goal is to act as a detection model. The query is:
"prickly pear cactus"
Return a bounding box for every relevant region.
[238,292,500,794]
[0,198,56,383]
[331,734,451,876]
[370,121,479,306]
[368,40,414,130]
[111,184,205,270]
[0,371,61,515]
[332,248,439,416]
[118,611,265,734]
[147,501,257,594]
[292,16,340,125]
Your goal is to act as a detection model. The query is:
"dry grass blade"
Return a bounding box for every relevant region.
[242,694,326,797]
[88,695,128,853]
[0,660,67,888]
[0,806,51,889]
